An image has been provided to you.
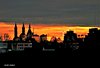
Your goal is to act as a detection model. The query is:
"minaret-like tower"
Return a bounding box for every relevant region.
[14,23,18,38]
[27,24,33,38]
[27,24,32,34]
[22,23,25,35]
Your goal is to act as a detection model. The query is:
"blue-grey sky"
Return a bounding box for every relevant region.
[0,0,100,26]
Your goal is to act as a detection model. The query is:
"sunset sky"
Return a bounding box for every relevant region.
[0,0,100,41]
[0,22,100,41]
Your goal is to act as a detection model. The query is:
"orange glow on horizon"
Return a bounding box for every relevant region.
[0,22,100,41]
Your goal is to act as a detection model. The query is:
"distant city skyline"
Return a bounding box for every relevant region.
[0,22,100,41]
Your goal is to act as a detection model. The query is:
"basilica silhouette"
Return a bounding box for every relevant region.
[13,23,34,42]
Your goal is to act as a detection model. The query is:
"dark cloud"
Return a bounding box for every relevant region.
[0,0,100,26]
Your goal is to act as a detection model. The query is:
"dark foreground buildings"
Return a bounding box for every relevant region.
[0,23,100,58]
[1,24,100,67]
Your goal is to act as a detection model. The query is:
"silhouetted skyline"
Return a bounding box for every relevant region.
[0,22,100,40]
[0,0,100,67]
[0,23,100,62]
[1,22,100,41]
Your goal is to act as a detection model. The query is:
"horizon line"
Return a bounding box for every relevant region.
[0,21,100,27]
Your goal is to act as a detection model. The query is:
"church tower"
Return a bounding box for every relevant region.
[19,23,26,41]
[27,24,33,38]
[14,23,18,38]
[22,23,25,35]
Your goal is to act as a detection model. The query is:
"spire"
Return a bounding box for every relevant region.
[14,23,18,38]
[27,24,33,37]
[22,23,25,35]
[29,24,31,29]
[27,24,32,33]
[22,23,24,27]
[15,23,17,27]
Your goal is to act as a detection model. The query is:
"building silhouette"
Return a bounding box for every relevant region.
[84,28,100,49]
[3,23,100,57]
[20,23,25,36]
[64,30,77,43]
[32,34,40,42]
[13,23,18,40]
[50,36,57,42]
[27,24,34,38]
[20,23,26,42]
[57,37,63,43]
[40,34,47,42]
